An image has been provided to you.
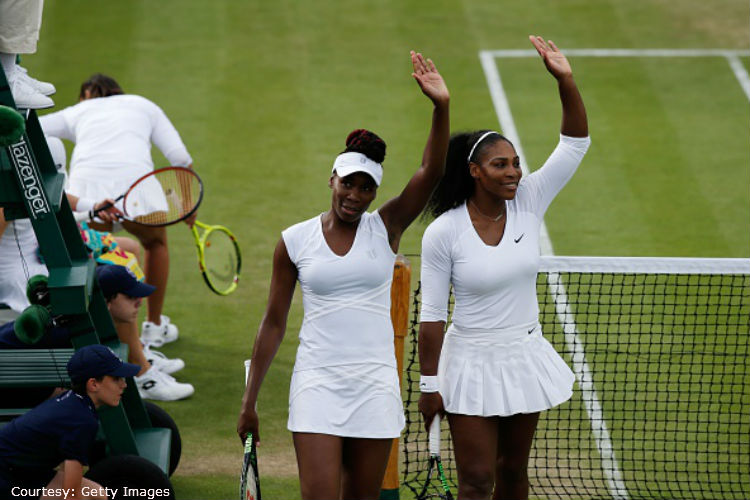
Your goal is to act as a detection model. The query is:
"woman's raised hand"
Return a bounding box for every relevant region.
[529,35,573,81]
[411,51,450,105]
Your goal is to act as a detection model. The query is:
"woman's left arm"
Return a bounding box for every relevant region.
[529,35,588,138]
[150,104,193,167]
[379,52,450,245]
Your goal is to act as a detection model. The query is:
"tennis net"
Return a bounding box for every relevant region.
[401,256,750,500]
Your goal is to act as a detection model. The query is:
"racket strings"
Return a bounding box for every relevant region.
[124,168,201,225]
[203,228,240,292]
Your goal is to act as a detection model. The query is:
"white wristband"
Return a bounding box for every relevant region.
[75,197,96,213]
[419,375,439,393]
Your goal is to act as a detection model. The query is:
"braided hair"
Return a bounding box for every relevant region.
[423,130,513,219]
[341,129,386,164]
[79,73,124,100]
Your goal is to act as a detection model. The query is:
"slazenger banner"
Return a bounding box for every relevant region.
[8,136,50,219]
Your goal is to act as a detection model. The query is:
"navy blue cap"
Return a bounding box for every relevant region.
[95,265,155,298]
[67,344,141,383]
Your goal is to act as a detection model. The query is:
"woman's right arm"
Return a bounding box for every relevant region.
[237,237,297,445]
[418,321,447,430]
[39,110,75,142]
[417,221,453,430]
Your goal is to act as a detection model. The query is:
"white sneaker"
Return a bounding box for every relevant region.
[7,70,54,109]
[15,66,55,95]
[135,367,194,401]
[143,344,185,375]
[141,315,179,347]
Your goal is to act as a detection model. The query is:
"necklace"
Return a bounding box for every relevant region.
[469,199,505,222]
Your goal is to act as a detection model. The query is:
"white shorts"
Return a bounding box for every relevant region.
[438,322,574,417]
[288,363,405,439]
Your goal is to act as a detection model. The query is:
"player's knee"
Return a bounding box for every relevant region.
[130,226,167,248]
[300,479,339,500]
[459,465,494,497]
[496,457,529,488]
[139,235,167,250]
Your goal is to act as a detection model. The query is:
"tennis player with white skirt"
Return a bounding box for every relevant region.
[237,51,450,500]
[418,36,590,500]
[39,73,195,347]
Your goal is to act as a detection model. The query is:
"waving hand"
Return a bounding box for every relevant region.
[411,51,450,105]
[529,36,573,81]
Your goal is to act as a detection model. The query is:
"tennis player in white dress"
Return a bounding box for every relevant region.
[237,51,450,500]
[40,73,195,345]
[418,36,591,500]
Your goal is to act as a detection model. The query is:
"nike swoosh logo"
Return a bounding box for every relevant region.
[528,327,535,334]
[514,234,524,243]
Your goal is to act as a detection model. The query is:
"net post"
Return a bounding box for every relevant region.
[380,254,411,500]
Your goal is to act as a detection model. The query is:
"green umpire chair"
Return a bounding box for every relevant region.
[0,69,178,491]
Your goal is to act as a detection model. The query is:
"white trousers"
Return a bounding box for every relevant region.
[0,0,44,54]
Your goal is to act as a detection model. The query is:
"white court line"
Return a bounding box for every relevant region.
[726,55,750,101]
[479,50,629,500]
[484,48,750,58]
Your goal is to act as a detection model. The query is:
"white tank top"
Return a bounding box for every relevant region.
[282,211,398,371]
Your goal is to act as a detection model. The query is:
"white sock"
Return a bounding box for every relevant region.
[0,53,18,77]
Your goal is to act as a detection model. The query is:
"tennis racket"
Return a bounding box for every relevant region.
[240,359,261,500]
[89,166,203,227]
[191,219,241,295]
[416,417,453,500]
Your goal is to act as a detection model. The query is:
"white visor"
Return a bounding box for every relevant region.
[332,152,383,186]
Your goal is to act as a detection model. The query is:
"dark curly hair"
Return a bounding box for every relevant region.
[79,73,124,100]
[341,129,386,164]
[423,130,513,219]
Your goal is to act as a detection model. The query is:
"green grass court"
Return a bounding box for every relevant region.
[25,1,750,498]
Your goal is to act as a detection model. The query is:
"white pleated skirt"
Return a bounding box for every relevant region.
[68,175,127,205]
[68,175,168,219]
[288,363,405,439]
[438,322,575,417]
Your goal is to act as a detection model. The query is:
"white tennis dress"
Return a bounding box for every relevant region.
[420,134,591,417]
[39,94,192,210]
[282,211,405,438]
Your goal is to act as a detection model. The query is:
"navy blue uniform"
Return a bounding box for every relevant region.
[0,390,99,496]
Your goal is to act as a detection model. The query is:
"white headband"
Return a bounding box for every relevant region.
[332,152,383,186]
[467,131,500,164]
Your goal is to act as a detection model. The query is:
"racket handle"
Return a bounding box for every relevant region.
[428,417,441,455]
[91,200,113,216]
[91,194,124,216]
